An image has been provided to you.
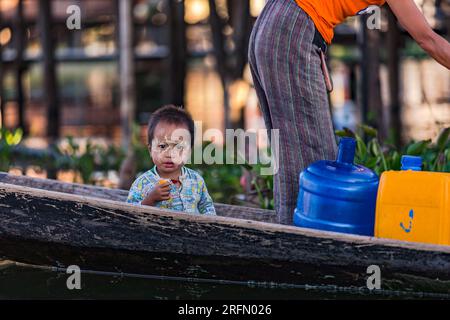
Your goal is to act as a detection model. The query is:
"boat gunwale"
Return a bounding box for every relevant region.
[0,172,277,220]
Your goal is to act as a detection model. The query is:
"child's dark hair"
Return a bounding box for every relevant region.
[147,105,195,147]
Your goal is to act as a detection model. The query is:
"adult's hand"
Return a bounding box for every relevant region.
[387,0,450,69]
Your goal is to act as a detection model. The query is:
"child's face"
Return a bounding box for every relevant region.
[149,121,191,175]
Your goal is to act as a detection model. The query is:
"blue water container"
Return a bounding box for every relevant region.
[293,137,379,236]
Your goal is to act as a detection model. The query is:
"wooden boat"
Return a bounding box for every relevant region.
[1,171,450,296]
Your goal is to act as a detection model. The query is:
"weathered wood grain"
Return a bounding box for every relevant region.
[1,179,450,293]
[0,172,278,223]
[0,259,15,271]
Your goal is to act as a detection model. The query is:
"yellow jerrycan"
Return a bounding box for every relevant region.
[375,156,450,245]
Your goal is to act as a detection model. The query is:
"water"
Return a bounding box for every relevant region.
[1,261,448,300]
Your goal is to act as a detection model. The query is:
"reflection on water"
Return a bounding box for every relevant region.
[0,261,445,300]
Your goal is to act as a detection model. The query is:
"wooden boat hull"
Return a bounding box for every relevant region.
[1,173,450,295]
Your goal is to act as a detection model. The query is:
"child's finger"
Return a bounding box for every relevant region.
[160,184,171,190]
[158,180,170,187]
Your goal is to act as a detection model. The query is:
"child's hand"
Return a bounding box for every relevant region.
[141,180,171,206]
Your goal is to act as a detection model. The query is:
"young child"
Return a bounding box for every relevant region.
[126,105,216,215]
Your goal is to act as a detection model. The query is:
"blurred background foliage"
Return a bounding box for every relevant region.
[1,124,448,208]
[0,0,449,209]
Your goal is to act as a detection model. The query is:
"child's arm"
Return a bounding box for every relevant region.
[126,176,147,205]
[197,178,216,215]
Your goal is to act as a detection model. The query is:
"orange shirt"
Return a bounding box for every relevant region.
[295,0,386,44]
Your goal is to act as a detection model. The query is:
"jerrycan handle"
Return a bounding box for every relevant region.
[336,137,356,165]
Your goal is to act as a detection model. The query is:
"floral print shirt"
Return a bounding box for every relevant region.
[126,166,216,215]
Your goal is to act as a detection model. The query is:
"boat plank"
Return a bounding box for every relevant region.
[4,236,450,295]
[0,172,278,223]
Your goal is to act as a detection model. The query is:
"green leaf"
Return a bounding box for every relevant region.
[437,127,450,152]
[335,127,355,138]
[365,157,378,169]
[355,135,367,160]
[406,140,431,156]
[369,139,379,157]
[335,130,347,137]
[374,167,382,176]
[391,151,401,170]
[358,124,378,138]
[4,129,22,146]
[8,128,23,146]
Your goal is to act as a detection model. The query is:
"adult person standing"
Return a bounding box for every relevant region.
[248,0,450,225]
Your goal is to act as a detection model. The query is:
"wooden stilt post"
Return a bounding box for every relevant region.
[119,0,135,149]
[15,0,27,136]
[0,4,5,128]
[208,0,231,130]
[208,0,252,130]
[229,0,251,80]
[387,9,402,147]
[168,0,186,107]
[117,0,137,189]
[358,15,383,137]
[38,0,60,179]
[359,17,369,127]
